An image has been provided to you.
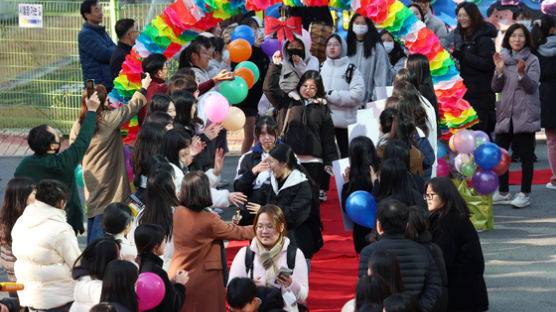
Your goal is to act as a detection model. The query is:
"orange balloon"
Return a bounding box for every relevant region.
[449,135,457,153]
[228,39,252,63]
[222,107,246,131]
[234,67,255,89]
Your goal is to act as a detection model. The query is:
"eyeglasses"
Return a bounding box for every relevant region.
[255,224,275,232]
[423,193,438,200]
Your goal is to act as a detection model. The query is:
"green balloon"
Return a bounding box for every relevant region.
[75,165,84,187]
[461,162,476,177]
[235,61,260,83]
[220,76,248,104]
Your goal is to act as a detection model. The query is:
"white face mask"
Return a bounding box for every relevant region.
[222,49,230,62]
[383,41,394,53]
[517,20,531,29]
[353,24,368,36]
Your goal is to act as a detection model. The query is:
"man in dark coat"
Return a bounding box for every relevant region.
[110,18,138,80]
[359,200,442,312]
[79,0,116,90]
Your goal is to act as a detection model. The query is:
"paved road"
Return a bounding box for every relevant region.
[1,142,555,310]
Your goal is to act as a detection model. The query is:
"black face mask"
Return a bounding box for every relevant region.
[287,48,305,60]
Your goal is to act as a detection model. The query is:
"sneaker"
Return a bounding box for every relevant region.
[493,191,512,205]
[510,192,531,208]
[546,182,556,190]
[319,190,327,202]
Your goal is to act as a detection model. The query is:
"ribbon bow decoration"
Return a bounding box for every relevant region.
[264,16,302,42]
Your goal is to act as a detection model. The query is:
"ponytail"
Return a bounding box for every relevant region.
[532,14,556,49]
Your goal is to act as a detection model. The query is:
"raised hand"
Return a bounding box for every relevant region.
[212,69,234,82]
[85,92,101,111]
[272,51,282,65]
[252,158,270,175]
[213,148,225,177]
[228,192,248,207]
[246,202,261,215]
[517,60,526,77]
[141,72,152,89]
[190,135,206,156]
[203,123,223,141]
[493,52,504,75]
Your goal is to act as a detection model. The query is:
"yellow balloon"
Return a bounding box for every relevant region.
[222,107,246,131]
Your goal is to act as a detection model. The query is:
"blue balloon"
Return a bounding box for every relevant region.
[231,25,255,46]
[474,142,502,169]
[437,140,447,159]
[345,191,377,228]
[265,3,282,18]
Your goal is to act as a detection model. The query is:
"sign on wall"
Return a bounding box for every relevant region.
[19,4,43,28]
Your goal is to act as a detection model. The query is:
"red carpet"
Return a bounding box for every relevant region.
[226,183,358,311]
[509,169,552,185]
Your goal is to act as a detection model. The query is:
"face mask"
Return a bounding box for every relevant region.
[517,20,531,29]
[287,48,305,59]
[383,41,394,54]
[222,49,230,62]
[353,24,368,36]
[499,19,508,26]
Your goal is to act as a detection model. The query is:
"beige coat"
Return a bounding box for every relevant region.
[70,92,146,218]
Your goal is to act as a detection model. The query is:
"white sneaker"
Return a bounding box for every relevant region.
[546,182,556,190]
[510,193,531,208]
[493,191,512,205]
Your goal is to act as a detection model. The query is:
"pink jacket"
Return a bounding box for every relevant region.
[228,238,309,311]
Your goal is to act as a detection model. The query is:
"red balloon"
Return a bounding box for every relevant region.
[437,158,450,177]
[492,147,511,176]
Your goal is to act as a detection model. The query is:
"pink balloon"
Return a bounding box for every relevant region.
[437,158,450,177]
[137,272,166,311]
[202,92,230,123]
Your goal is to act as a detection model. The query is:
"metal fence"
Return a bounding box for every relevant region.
[0,0,173,133]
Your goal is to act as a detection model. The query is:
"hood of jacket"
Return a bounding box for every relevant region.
[472,22,498,39]
[324,33,348,59]
[270,168,308,194]
[501,47,532,65]
[537,35,556,57]
[250,140,284,154]
[281,32,313,64]
[19,200,67,228]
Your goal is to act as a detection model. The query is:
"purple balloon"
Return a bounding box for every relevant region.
[473,130,490,147]
[261,36,280,57]
[471,168,499,195]
[453,129,476,154]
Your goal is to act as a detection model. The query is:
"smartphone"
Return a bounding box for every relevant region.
[140,72,146,79]
[277,267,293,278]
[86,79,95,99]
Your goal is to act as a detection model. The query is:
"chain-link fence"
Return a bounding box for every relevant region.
[0,0,172,133]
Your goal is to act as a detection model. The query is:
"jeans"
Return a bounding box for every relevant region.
[87,214,104,245]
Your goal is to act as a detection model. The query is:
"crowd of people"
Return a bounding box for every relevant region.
[2,0,556,311]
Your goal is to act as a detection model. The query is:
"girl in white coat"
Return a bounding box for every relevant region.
[12,180,81,311]
[229,204,308,312]
[320,33,366,157]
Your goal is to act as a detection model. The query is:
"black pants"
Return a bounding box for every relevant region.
[495,125,535,193]
[335,127,349,158]
[302,162,329,191]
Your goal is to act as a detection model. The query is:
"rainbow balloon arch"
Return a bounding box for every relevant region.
[109,0,479,143]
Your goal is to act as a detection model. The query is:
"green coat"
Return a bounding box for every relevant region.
[14,111,96,234]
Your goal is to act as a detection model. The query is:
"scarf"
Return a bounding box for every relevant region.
[256,236,285,287]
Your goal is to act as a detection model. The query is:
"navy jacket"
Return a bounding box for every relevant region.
[110,42,132,80]
[79,23,116,89]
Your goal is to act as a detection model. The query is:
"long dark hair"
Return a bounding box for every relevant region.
[456,2,484,37]
[405,54,438,109]
[355,274,392,310]
[296,70,326,100]
[140,167,178,239]
[135,224,166,264]
[0,177,35,245]
[147,93,173,115]
[159,128,191,169]
[380,30,406,67]
[344,137,379,203]
[131,122,167,179]
[367,250,404,293]
[269,144,318,193]
[347,13,381,58]
[72,237,120,280]
[405,205,429,242]
[100,260,138,312]
[425,177,470,218]
[377,158,419,206]
[532,14,556,48]
[392,80,429,137]
[408,4,425,22]
[171,90,203,128]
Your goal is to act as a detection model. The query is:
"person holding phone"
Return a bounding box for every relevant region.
[229,205,309,312]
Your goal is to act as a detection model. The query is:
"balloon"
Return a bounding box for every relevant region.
[345,191,377,228]
[473,130,490,148]
[265,3,282,18]
[471,168,499,195]
[202,92,230,123]
[234,67,255,89]
[228,39,252,63]
[448,135,457,153]
[437,140,447,158]
[542,0,556,15]
[75,165,84,187]
[437,158,450,177]
[235,61,260,83]
[453,129,476,154]
[474,142,502,169]
[137,272,166,311]
[220,76,248,104]
[222,106,246,131]
[454,153,472,172]
[492,147,511,176]
[461,162,476,177]
[302,28,312,50]
[261,36,280,57]
[231,25,256,46]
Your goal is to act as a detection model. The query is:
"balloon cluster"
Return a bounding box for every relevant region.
[437,129,510,195]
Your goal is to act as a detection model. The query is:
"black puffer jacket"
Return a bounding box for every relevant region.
[536,36,556,129]
[139,252,186,312]
[358,234,442,312]
[263,64,338,166]
[450,22,497,111]
[416,232,449,312]
[258,169,323,259]
[430,209,488,312]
